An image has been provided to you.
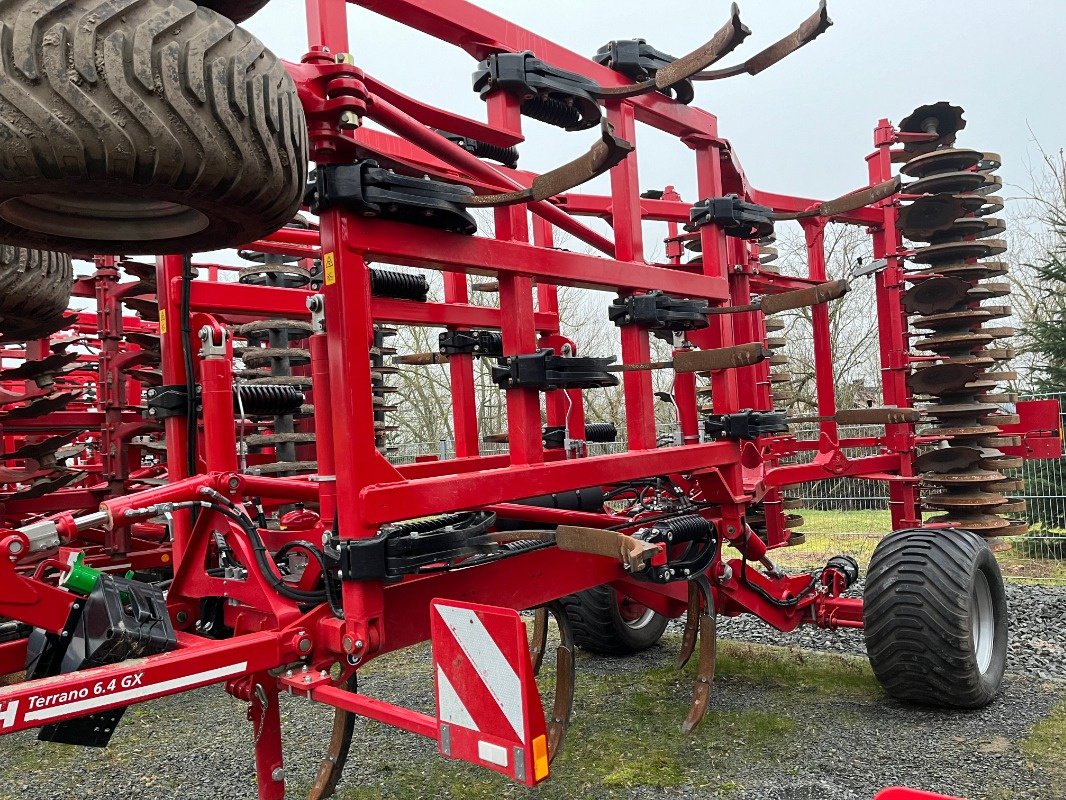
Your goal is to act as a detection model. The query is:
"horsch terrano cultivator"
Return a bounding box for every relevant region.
[0,0,1058,797]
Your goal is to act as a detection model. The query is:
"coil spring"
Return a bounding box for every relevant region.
[370,268,430,302]
[652,514,712,542]
[384,511,494,537]
[463,139,519,169]
[233,384,304,417]
[521,96,580,129]
[584,422,618,443]
[436,130,519,169]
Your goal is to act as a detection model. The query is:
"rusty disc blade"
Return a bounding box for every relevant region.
[125,297,161,321]
[900,148,982,179]
[899,102,966,154]
[120,260,158,283]
[898,193,967,240]
[954,193,1003,216]
[0,352,80,381]
[124,331,160,351]
[922,491,1008,510]
[921,467,1005,486]
[975,173,1003,195]
[2,470,85,500]
[968,282,1011,301]
[910,239,1007,264]
[914,446,983,473]
[765,318,786,332]
[908,261,1009,281]
[923,423,1003,438]
[924,513,1010,532]
[1,431,81,461]
[1,391,78,420]
[902,277,971,315]
[922,401,998,419]
[910,308,993,331]
[930,217,1006,242]
[913,330,993,353]
[906,170,987,195]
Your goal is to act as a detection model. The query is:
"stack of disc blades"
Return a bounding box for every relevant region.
[898,104,1024,539]
[235,252,317,476]
[371,326,400,455]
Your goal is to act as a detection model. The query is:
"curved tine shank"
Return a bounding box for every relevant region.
[595,3,750,98]
[554,525,659,572]
[308,673,358,800]
[465,121,633,207]
[672,342,767,373]
[545,601,576,762]
[758,279,849,315]
[677,580,702,669]
[695,0,832,81]
[774,176,901,221]
[530,606,550,675]
[681,578,717,734]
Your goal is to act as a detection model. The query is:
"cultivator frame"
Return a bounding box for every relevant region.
[0,1,1055,797]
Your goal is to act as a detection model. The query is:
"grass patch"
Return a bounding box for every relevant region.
[331,637,877,799]
[1023,697,1066,793]
[772,509,1066,583]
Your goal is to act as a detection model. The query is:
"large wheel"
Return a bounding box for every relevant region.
[0,0,307,254]
[561,585,668,656]
[864,528,1007,708]
[0,246,72,340]
[197,0,270,23]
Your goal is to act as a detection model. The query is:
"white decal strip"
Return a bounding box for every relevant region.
[23,661,249,723]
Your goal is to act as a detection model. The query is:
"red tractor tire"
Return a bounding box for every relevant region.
[561,585,668,656]
[864,528,1008,708]
[0,246,72,341]
[0,0,307,254]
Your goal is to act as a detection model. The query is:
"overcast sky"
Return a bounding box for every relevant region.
[241,0,1064,208]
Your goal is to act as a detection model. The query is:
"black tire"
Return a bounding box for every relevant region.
[198,0,270,23]
[0,246,72,340]
[561,585,668,656]
[0,0,307,254]
[864,528,1007,708]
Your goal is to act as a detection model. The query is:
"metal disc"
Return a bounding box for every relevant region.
[910,308,992,331]
[898,193,967,240]
[900,148,983,179]
[922,491,1008,509]
[911,261,1009,280]
[978,152,1002,173]
[908,363,978,396]
[924,513,1010,532]
[914,446,983,473]
[902,277,971,315]
[125,297,161,321]
[898,102,966,154]
[906,170,987,195]
[974,173,1003,195]
[929,217,1006,242]
[909,239,1007,264]
[913,330,993,353]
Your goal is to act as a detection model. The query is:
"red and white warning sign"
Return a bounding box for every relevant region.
[430,599,549,786]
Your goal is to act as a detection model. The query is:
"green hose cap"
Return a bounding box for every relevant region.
[62,552,101,596]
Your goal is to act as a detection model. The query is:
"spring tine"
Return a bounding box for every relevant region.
[676,580,701,669]
[774,176,900,221]
[681,577,716,734]
[530,607,549,674]
[696,0,831,81]
[393,352,449,366]
[546,601,576,762]
[671,342,766,373]
[757,279,849,315]
[594,4,750,98]
[308,673,358,800]
[465,120,633,207]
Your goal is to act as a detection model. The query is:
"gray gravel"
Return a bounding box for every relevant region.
[700,581,1066,681]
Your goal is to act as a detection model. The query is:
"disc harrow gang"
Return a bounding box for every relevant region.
[899,131,1025,541]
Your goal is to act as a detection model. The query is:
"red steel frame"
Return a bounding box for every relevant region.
[0,2,1039,797]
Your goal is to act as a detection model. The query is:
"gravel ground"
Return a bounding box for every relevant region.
[0,582,1063,800]
[702,581,1066,681]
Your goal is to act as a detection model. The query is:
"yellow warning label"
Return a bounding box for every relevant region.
[158,309,167,335]
[324,252,336,285]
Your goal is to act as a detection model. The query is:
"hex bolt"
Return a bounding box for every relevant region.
[271,768,285,782]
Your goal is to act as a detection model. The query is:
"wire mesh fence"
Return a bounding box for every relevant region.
[388,394,1066,583]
